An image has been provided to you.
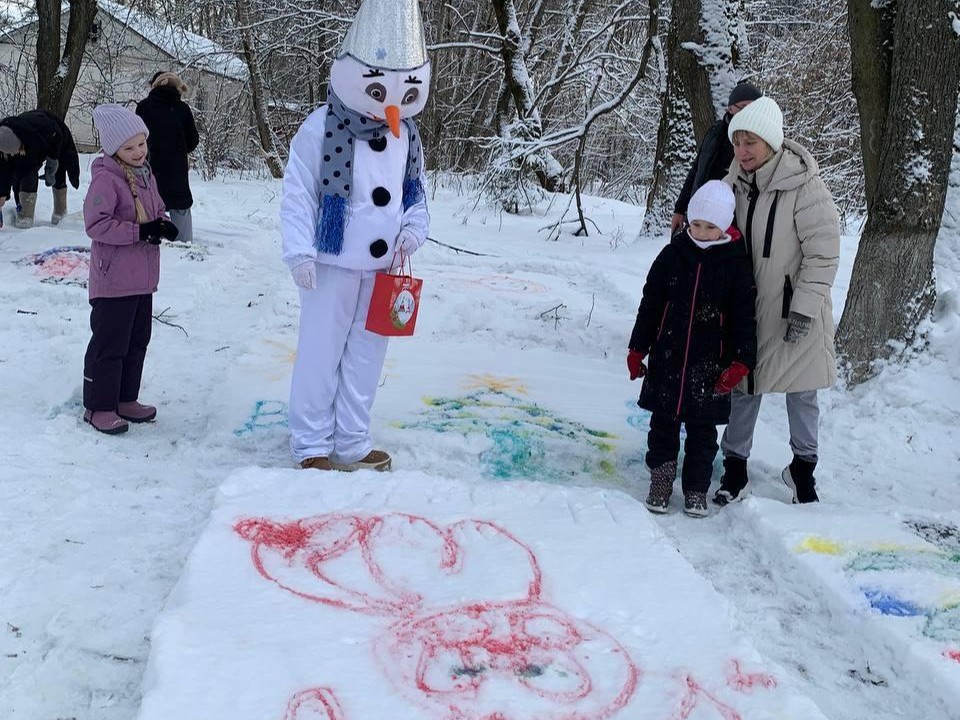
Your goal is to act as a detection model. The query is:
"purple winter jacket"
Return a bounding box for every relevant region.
[84,155,166,300]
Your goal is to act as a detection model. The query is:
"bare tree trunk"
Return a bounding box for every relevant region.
[490,0,565,192]
[36,0,98,119]
[572,62,647,235]
[235,0,284,178]
[837,0,960,383]
[676,0,715,144]
[642,0,743,234]
[845,0,894,209]
[639,0,662,72]
[642,0,704,234]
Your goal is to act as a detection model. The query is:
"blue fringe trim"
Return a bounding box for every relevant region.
[315,194,346,255]
[402,177,425,212]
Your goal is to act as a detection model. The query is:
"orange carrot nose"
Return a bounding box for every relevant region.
[385,105,401,138]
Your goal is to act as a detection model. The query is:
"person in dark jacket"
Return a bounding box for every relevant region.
[0,109,81,228]
[136,71,200,242]
[628,180,757,517]
[670,81,763,235]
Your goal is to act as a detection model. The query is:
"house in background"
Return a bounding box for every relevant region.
[0,0,249,163]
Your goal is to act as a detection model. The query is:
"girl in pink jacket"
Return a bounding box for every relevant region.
[82,104,178,435]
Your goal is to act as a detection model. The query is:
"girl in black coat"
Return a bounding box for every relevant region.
[0,109,81,228]
[136,72,200,241]
[628,181,757,517]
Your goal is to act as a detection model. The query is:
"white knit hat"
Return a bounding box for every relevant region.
[727,96,784,152]
[91,104,149,156]
[687,180,735,230]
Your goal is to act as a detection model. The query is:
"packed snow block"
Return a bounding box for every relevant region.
[136,470,829,720]
[744,499,960,703]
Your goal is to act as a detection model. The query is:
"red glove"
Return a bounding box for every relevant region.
[714,361,750,393]
[627,350,647,380]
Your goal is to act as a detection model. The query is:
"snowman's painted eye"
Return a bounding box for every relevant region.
[401,88,420,105]
[365,83,387,102]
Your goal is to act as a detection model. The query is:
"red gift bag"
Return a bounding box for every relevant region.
[365,251,423,337]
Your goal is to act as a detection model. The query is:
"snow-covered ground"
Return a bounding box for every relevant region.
[0,157,958,720]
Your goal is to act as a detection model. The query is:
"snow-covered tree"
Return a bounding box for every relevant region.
[642,0,746,235]
[837,0,960,383]
[36,0,98,118]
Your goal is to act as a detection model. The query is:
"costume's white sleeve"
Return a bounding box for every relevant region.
[399,164,430,247]
[280,105,328,270]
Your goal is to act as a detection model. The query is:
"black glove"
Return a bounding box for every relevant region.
[140,219,180,244]
[139,218,166,244]
[43,158,58,187]
[784,311,812,343]
[158,219,179,241]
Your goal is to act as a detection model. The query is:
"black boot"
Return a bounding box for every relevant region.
[782,456,819,504]
[713,457,749,506]
[645,461,677,514]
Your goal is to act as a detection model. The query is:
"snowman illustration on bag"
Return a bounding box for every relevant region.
[392,287,416,328]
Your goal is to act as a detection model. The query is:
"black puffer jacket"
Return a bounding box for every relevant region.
[673,116,735,216]
[629,230,757,424]
[0,110,80,197]
[136,86,200,208]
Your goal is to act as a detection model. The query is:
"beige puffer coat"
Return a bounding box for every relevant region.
[724,139,840,394]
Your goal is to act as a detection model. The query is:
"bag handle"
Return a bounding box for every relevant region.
[389,245,413,278]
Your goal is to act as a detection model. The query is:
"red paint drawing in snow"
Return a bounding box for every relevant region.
[725,659,777,693]
[17,246,90,286]
[284,689,345,720]
[235,511,640,720]
[379,600,638,720]
[671,672,743,720]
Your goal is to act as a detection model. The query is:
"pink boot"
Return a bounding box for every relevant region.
[84,410,129,435]
[117,400,157,423]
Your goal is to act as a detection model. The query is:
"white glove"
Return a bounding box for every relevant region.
[291,260,317,291]
[395,229,422,257]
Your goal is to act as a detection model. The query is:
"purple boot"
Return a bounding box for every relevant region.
[84,410,129,435]
[117,400,157,423]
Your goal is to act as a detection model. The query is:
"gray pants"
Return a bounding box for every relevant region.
[721,389,819,463]
[168,208,193,243]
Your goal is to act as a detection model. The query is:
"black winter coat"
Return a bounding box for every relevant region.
[0,110,80,198]
[673,116,735,215]
[136,86,200,208]
[629,230,757,424]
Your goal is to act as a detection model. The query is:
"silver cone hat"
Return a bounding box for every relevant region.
[338,0,428,71]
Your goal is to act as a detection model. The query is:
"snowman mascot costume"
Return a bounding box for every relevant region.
[281,0,430,472]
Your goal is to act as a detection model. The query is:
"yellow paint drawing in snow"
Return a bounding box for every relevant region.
[795,537,845,555]
[464,374,528,395]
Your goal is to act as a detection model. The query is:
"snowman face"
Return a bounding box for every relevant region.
[330,54,431,127]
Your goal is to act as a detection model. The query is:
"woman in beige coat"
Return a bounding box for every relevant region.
[712,96,840,506]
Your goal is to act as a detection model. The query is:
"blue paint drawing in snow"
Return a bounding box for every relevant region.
[862,588,925,617]
[235,400,288,437]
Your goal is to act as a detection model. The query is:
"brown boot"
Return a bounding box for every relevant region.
[331,450,392,472]
[51,187,68,225]
[15,192,37,229]
[300,456,333,470]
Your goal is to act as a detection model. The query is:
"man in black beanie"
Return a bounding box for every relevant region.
[670,80,763,234]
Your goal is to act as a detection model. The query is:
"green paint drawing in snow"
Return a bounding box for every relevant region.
[840,545,960,643]
[846,549,960,579]
[396,388,619,483]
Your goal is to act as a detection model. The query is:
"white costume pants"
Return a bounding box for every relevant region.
[288,263,389,463]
